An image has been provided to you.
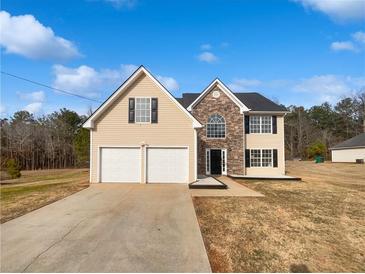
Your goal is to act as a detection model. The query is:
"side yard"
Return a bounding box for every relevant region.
[193,161,365,272]
[0,169,89,223]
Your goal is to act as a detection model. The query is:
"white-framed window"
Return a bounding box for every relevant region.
[207,114,226,138]
[261,116,272,133]
[250,149,273,167]
[222,149,226,173]
[250,116,272,133]
[135,97,151,123]
[250,116,261,133]
[250,149,261,167]
[262,149,273,167]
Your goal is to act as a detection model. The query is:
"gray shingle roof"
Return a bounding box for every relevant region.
[175,92,287,112]
[331,133,365,150]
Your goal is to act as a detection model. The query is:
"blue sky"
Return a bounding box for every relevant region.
[1,0,365,117]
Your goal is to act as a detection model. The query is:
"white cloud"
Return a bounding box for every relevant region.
[52,64,138,98]
[330,41,357,52]
[228,78,262,91]
[52,64,179,97]
[294,0,365,22]
[17,91,45,102]
[352,31,365,44]
[17,90,46,114]
[293,74,365,102]
[0,11,80,60]
[53,65,100,98]
[157,76,179,91]
[24,102,43,114]
[198,52,218,63]
[200,44,212,50]
[103,0,138,8]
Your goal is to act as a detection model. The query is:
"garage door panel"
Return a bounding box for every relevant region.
[147,148,188,183]
[101,147,140,183]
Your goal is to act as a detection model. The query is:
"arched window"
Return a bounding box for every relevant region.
[207,114,226,138]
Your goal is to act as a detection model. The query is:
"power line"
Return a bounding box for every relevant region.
[1,71,102,103]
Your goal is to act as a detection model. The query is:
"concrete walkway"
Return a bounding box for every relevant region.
[190,176,264,197]
[1,184,211,273]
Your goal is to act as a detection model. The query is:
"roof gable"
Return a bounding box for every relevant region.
[186,79,250,113]
[331,133,365,149]
[177,92,287,112]
[83,66,202,129]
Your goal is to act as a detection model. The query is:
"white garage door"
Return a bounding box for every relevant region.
[100,147,140,183]
[147,147,188,183]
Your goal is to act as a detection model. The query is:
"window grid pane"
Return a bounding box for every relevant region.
[250,116,261,133]
[135,98,151,123]
[262,149,272,167]
[250,149,261,167]
[261,116,272,133]
[207,114,226,138]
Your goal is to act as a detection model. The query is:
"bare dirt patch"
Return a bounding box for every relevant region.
[0,169,89,223]
[193,161,365,272]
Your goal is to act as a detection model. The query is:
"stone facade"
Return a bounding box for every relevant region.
[191,86,244,175]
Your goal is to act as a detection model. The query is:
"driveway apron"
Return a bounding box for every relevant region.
[0,184,211,272]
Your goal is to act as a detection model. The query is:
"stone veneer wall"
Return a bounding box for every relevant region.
[191,87,244,175]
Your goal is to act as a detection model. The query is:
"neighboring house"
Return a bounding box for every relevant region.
[83,66,287,183]
[330,133,365,163]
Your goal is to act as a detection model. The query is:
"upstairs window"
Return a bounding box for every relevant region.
[249,116,272,133]
[135,98,151,123]
[207,114,226,138]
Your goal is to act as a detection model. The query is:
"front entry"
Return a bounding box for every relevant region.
[210,149,222,175]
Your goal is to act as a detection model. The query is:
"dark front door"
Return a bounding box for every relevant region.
[210,149,222,175]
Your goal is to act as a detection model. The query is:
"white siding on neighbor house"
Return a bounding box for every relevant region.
[91,73,196,183]
[331,148,365,163]
[245,115,286,176]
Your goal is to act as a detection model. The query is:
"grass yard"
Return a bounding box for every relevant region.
[0,169,89,223]
[193,161,365,272]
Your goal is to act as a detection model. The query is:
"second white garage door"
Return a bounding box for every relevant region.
[147,147,188,183]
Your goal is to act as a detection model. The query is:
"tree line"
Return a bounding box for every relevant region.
[0,91,364,171]
[285,91,365,159]
[0,108,89,170]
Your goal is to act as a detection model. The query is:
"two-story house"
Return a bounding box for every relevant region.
[83,66,287,183]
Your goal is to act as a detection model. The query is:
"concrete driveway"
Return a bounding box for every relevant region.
[0,184,211,272]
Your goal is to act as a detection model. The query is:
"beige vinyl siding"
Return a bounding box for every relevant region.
[91,73,196,183]
[245,115,285,176]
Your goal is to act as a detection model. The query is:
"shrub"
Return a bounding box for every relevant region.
[6,159,21,179]
[307,142,326,159]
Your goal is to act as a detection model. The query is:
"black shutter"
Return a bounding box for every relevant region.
[128,98,135,123]
[151,98,158,123]
[245,149,250,167]
[272,116,277,134]
[273,149,278,167]
[245,116,250,134]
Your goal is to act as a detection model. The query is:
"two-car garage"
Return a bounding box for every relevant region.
[99,147,189,183]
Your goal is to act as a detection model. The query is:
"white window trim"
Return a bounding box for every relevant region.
[205,148,227,175]
[249,116,272,134]
[249,149,274,168]
[206,114,226,139]
[135,97,152,124]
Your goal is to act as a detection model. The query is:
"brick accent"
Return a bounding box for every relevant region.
[191,86,244,175]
